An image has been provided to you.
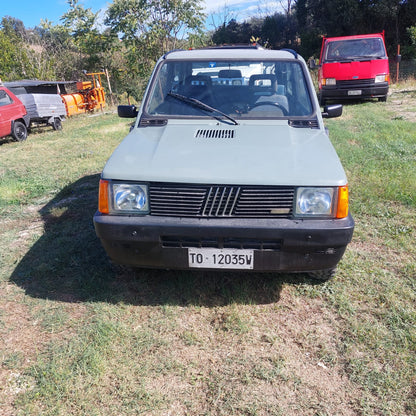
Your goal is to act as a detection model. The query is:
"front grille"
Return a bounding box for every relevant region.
[161,236,282,250]
[337,79,374,88]
[149,184,294,218]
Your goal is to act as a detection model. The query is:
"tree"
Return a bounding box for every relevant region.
[0,30,19,80]
[1,16,26,40]
[0,17,35,80]
[208,3,239,33]
[295,0,416,58]
[105,0,206,98]
[61,0,117,71]
[212,19,257,45]
[106,0,205,56]
[261,12,297,49]
[406,25,416,57]
[34,20,76,79]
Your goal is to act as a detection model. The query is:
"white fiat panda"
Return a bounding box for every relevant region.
[94,45,354,280]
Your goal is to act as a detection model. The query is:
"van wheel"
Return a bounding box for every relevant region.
[308,268,336,281]
[378,95,387,102]
[52,118,62,130]
[12,121,28,142]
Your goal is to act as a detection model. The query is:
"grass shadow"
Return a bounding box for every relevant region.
[0,136,16,146]
[10,174,317,307]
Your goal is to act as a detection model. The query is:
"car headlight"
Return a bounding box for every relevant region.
[98,180,149,214]
[323,78,336,86]
[375,74,389,83]
[113,184,148,212]
[295,187,335,217]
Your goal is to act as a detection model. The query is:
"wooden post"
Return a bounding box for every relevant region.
[396,44,400,84]
[105,68,115,107]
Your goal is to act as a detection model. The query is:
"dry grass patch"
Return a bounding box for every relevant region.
[388,81,416,122]
[0,102,415,415]
[16,290,362,415]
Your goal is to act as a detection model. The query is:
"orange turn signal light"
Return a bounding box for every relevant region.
[98,179,109,214]
[336,185,349,218]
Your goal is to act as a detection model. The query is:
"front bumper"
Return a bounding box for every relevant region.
[320,82,388,101]
[93,213,354,273]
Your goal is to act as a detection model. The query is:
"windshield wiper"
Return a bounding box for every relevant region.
[325,58,352,63]
[167,92,239,125]
[356,55,384,59]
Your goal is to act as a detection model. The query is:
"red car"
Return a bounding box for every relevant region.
[0,85,30,142]
[318,32,389,105]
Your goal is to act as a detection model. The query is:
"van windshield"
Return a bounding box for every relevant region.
[324,38,386,62]
[145,59,313,119]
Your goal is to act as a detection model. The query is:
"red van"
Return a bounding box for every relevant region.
[318,32,389,105]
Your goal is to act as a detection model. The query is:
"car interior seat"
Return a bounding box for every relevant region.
[248,74,289,113]
[182,75,216,106]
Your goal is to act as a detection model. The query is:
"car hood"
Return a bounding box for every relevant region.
[322,59,388,80]
[102,120,347,186]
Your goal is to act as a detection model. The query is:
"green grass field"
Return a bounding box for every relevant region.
[1,85,415,415]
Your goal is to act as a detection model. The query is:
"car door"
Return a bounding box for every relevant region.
[0,88,14,137]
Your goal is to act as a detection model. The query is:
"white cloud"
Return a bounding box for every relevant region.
[204,1,283,14]
[203,0,285,26]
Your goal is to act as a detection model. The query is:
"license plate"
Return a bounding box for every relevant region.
[348,89,362,96]
[188,248,254,269]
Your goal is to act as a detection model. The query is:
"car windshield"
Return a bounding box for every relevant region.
[324,38,386,62]
[145,59,314,119]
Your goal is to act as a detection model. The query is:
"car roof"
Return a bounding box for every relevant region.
[163,46,302,61]
[324,33,385,42]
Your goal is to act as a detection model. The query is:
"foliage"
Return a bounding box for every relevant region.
[34,20,79,80]
[1,0,207,100]
[61,0,118,72]
[0,27,21,80]
[261,13,297,49]
[1,0,416,99]
[106,0,205,50]
[105,0,206,99]
[209,1,416,58]
[211,13,299,50]
[212,19,257,45]
[1,16,74,80]
[0,17,34,80]
[295,0,416,58]
[407,25,416,57]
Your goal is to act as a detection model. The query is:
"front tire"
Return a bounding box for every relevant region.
[308,268,337,281]
[12,121,28,142]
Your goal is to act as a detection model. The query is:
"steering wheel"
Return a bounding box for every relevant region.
[250,101,288,115]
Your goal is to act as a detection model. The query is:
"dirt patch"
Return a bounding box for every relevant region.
[0,287,46,414]
[142,292,361,415]
[0,285,88,415]
[387,84,416,122]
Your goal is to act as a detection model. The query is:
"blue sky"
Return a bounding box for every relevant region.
[0,0,283,29]
[1,0,109,27]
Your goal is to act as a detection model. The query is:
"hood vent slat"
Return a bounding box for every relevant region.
[195,129,235,139]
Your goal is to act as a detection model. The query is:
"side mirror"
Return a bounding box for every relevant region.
[309,59,317,69]
[118,105,138,118]
[322,104,342,118]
